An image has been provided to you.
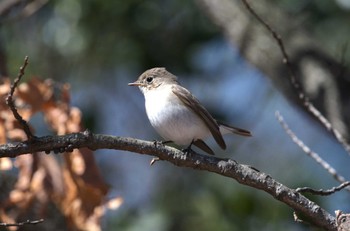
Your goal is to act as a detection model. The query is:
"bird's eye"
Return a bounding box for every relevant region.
[146,77,153,83]
[340,216,347,223]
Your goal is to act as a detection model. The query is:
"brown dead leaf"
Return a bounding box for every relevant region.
[16,78,54,113]
[0,76,113,231]
[70,149,86,175]
[0,117,6,144]
[0,78,11,110]
[1,109,30,141]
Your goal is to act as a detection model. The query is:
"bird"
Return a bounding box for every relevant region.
[336,210,350,231]
[128,67,251,155]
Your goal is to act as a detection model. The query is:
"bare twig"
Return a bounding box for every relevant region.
[18,0,49,19]
[292,211,314,230]
[293,211,304,223]
[0,0,24,17]
[240,0,290,67]
[5,56,36,140]
[240,0,350,156]
[150,157,160,166]
[0,218,44,227]
[0,0,49,22]
[276,111,349,187]
[296,181,350,196]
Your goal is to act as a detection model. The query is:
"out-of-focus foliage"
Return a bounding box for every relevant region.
[3,0,219,80]
[270,0,350,64]
[78,0,219,70]
[0,77,120,230]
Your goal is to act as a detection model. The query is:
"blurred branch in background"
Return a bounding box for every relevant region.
[222,0,350,196]
[276,111,349,186]
[195,0,350,139]
[0,0,48,21]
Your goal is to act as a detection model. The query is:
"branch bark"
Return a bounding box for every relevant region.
[0,132,337,230]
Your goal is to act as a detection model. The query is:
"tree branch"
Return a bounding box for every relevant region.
[239,0,350,156]
[5,56,36,140]
[0,218,44,227]
[276,111,349,186]
[297,181,350,196]
[0,132,337,230]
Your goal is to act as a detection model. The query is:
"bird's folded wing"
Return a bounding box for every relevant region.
[218,121,252,137]
[172,84,226,149]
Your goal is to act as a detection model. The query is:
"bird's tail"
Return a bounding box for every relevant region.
[218,121,252,137]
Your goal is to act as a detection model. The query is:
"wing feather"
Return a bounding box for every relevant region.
[172,85,226,149]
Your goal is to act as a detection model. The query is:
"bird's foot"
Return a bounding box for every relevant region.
[181,141,195,156]
[181,147,194,156]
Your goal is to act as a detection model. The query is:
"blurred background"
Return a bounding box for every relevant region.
[1,0,350,230]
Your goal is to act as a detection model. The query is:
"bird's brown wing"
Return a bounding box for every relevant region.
[172,84,226,149]
[218,121,252,137]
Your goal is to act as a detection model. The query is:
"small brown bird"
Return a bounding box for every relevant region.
[129,67,251,155]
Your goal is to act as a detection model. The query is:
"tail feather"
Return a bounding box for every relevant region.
[218,121,252,137]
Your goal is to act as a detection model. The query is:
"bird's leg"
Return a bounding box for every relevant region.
[182,140,195,155]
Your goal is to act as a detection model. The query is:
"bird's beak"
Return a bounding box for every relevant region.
[128,81,142,86]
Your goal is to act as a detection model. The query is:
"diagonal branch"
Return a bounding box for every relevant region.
[296,181,350,196]
[239,0,350,156]
[0,131,337,230]
[276,111,349,185]
[196,0,350,156]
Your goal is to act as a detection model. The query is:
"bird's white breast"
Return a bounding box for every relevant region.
[143,85,210,145]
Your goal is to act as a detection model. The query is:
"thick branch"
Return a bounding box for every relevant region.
[0,132,336,230]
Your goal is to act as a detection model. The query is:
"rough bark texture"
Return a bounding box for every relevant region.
[0,131,337,230]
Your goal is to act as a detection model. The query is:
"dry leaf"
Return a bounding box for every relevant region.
[0,77,114,231]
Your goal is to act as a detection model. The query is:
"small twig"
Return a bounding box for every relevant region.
[150,157,160,166]
[296,181,350,196]
[275,111,349,188]
[240,0,290,67]
[240,0,350,156]
[5,56,36,140]
[0,218,44,227]
[293,211,304,223]
[293,212,301,223]
[293,211,313,229]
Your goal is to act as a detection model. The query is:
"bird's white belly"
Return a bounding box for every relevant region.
[144,87,210,145]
